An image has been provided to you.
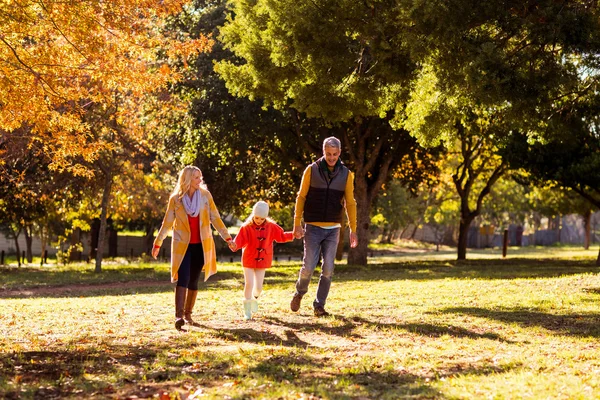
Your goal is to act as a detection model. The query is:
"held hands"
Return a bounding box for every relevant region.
[293,225,304,239]
[349,232,358,248]
[227,240,237,252]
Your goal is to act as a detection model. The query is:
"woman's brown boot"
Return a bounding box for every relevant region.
[175,286,186,330]
[184,289,199,327]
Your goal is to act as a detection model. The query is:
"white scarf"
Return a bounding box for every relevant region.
[182,190,201,217]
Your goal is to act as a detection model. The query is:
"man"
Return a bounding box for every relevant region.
[290,136,358,317]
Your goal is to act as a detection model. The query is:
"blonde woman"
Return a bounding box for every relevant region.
[152,166,235,330]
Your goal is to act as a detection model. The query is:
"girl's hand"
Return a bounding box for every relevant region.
[151,246,160,259]
[228,241,237,252]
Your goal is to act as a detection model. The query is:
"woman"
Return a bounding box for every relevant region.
[152,166,235,330]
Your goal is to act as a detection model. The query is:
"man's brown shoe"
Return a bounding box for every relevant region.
[314,306,329,317]
[290,293,303,312]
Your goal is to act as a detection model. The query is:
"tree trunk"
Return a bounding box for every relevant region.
[144,224,155,255]
[95,163,115,273]
[39,224,47,265]
[12,226,22,267]
[90,218,100,259]
[583,209,591,250]
[385,228,394,244]
[457,215,476,260]
[69,228,82,262]
[379,226,389,244]
[410,223,419,240]
[596,247,600,266]
[347,176,370,266]
[399,225,409,239]
[24,224,33,263]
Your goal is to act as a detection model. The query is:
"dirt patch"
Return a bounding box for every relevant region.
[0,279,170,298]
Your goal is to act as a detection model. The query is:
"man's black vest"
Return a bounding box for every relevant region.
[303,157,349,223]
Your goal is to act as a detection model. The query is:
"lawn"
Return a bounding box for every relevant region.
[1,246,600,399]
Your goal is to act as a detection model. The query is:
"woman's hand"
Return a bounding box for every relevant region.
[151,246,160,259]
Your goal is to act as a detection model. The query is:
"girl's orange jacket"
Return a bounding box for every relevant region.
[234,220,293,269]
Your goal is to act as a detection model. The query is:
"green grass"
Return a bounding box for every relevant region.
[1,246,600,399]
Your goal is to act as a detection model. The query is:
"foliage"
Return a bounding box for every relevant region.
[153,0,320,213]
[0,0,212,174]
[502,109,600,210]
[215,0,441,265]
[372,179,430,242]
[0,131,88,261]
[396,1,600,259]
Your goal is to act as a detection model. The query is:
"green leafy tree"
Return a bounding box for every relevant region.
[372,180,426,244]
[215,0,436,265]
[503,117,600,261]
[398,1,600,259]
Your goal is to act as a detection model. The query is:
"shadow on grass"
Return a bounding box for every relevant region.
[443,307,600,338]
[237,351,520,400]
[193,324,312,348]
[0,270,243,299]
[0,342,225,399]
[2,257,598,300]
[335,257,600,282]
[256,315,513,343]
[0,332,523,400]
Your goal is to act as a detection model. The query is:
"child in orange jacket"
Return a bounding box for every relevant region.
[233,201,294,320]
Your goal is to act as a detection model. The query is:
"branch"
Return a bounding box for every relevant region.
[474,161,508,215]
[38,0,93,65]
[0,37,63,98]
[571,185,600,209]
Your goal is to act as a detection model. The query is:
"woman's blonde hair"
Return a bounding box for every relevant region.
[172,166,207,199]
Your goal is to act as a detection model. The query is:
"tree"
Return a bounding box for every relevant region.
[0,0,211,174]
[372,180,427,244]
[2,1,214,271]
[109,161,177,254]
[397,1,600,259]
[502,110,600,262]
[0,129,85,265]
[157,0,332,215]
[215,0,437,265]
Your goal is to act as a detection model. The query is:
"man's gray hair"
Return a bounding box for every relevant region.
[322,136,341,151]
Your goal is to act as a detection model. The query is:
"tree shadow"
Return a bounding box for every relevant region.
[335,258,600,282]
[0,328,522,400]
[0,271,242,299]
[442,307,600,338]
[0,342,223,399]
[261,315,512,343]
[190,323,311,347]
[582,287,600,295]
[236,350,521,400]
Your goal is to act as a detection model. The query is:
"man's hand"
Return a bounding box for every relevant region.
[349,232,358,248]
[293,225,304,239]
[151,246,160,259]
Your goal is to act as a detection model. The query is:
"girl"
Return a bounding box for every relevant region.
[233,201,294,320]
[152,166,235,330]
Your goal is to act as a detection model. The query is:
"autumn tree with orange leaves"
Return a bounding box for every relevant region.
[0,0,212,270]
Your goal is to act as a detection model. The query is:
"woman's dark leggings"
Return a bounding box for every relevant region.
[177,243,204,290]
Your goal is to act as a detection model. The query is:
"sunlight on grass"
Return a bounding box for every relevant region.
[1,246,600,399]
